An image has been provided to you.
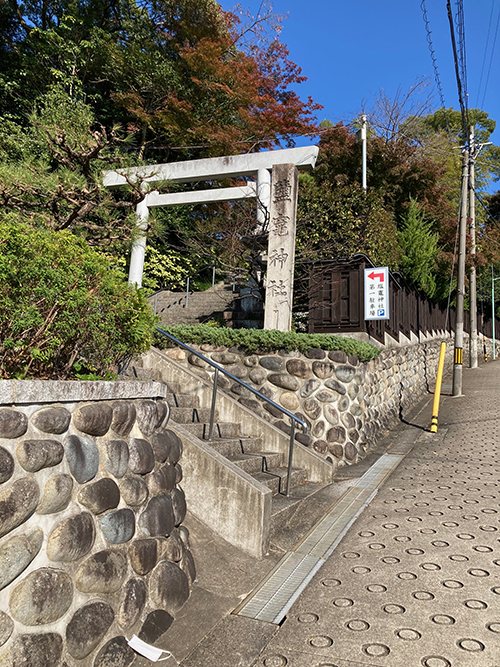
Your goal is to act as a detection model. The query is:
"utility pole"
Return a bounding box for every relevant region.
[453,147,469,396]
[469,126,478,368]
[356,115,367,191]
[362,115,367,191]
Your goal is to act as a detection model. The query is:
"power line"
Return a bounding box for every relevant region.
[481,6,500,109]
[476,0,495,106]
[420,0,448,114]
[446,0,469,146]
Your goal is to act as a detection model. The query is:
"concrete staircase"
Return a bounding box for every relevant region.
[141,346,334,558]
[150,283,235,326]
[166,387,307,498]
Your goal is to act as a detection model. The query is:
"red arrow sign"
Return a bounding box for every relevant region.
[367,271,385,282]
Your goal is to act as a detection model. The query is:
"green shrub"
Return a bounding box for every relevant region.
[0,214,157,379]
[154,325,380,362]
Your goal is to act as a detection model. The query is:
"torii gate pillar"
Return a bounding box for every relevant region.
[263,163,298,332]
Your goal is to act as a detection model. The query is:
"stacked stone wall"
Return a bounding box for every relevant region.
[0,382,194,667]
[164,339,463,467]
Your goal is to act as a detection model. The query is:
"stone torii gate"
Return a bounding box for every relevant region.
[103,146,319,331]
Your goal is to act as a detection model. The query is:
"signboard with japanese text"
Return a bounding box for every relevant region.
[364,267,389,320]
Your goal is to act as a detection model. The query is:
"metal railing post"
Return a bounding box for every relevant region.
[185,277,190,308]
[212,266,216,292]
[285,418,296,497]
[208,367,219,441]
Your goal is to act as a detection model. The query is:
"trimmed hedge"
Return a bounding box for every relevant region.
[154,325,380,362]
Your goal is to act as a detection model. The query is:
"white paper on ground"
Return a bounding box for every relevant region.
[127,635,173,662]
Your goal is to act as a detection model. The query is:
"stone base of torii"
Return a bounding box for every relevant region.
[103,147,318,332]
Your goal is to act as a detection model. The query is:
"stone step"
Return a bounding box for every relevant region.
[227,452,282,475]
[182,422,242,440]
[206,436,264,458]
[166,393,200,409]
[253,467,307,496]
[169,407,218,424]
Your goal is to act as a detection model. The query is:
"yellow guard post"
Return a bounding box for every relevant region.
[431,341,447,433]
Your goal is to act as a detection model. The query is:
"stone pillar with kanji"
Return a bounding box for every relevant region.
[263,163,299,331]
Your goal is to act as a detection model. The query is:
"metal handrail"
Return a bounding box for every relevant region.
[156,327,307,496]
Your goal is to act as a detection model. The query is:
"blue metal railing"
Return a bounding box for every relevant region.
[156,327,307,496]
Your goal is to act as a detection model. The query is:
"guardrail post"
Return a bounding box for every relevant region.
[208,367,219,442]
[285,418,296,497]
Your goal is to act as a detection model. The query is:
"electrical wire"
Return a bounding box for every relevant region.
[446,0,469,146]
[481,6,500,109]
[420,0,448,124]
[476,0,495,106]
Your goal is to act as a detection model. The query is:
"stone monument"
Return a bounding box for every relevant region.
[263,163,299,332]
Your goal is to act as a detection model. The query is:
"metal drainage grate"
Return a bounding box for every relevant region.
[235,453,405,624]
[234,552,323,624]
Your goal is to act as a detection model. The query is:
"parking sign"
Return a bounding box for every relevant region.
[364,267,389,320]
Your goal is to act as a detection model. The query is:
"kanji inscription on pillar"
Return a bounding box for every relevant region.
[264,163,299,331]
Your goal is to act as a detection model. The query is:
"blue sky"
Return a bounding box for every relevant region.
[220,1,500,153]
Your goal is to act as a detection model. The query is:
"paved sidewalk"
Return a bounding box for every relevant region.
[253,360,500,667]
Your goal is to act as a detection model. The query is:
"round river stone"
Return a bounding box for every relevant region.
[16,439,64,473]
[66,601,114,659]
[0,611,13,647]
[128,539,158,575]
[118,578,147,630]
[31,407,71,434]
[100,508,136,544]
[76,549,128,594]
[0,447,14,484]
[7,632,62,667]
[128,438,155,474]
[259,356,284,371]
[286,359,311,379]
[324,378,347,395]
[0,477,40,538]
[312,361,335,380]
[305,348,326,359]
[73,403,113,436]
[136,401,158,436]
[171,487,187,526]
[103,440,129,478]
[0,409,28,439]
[65,435,99,483]
[180,550,196,585]
[78,478,120,515]
[0,529,43,591]
[139,495,174,537]
[37,474,73,515]
[267,373,299,391]
[139,610,173,644]
[303,398,321,420]
[150,560,190,614]
[120,477,148,506]
[335,365,356,383]
[9,567,73,625]
[47,512,95,562]
[110,401,136,437]
[94,635,136,667]
[148,464,176,495]
[328,350,348,363]
[300,378,320,398]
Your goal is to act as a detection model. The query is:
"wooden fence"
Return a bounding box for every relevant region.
[308,257,500,344]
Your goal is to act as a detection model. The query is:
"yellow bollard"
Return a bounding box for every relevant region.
[430,341,447,433]
[483,335,488,362]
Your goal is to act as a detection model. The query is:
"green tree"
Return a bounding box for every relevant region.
[0,212,156,379]
[398,199,439,297]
